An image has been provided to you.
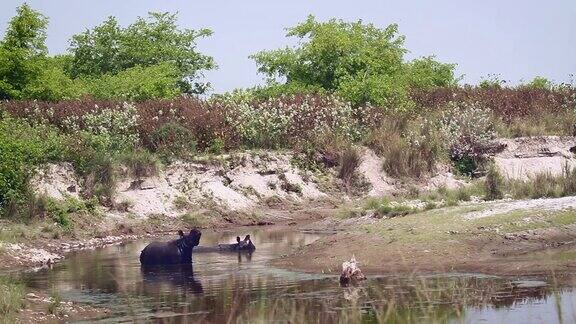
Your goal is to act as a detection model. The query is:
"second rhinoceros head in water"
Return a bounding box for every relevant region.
[233,235,256,251]
[194,235,256,253]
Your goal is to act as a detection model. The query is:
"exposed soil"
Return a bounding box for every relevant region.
[17,291,109,323]
[4,137,576,322]
[274,200,576,277]
[494,136,576,180]
[274,227,576,276]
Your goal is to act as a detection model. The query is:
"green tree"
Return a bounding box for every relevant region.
[0,3,48,99]
[525,76,553,90]
[479,74,506,88]
[405,56,458,89]
[251,16,457,108]
[69,12,215,94]
[84,62,181,101]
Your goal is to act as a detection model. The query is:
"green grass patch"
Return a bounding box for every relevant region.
[365,205,485,243]
[364,198,416,218]
[365,205,576,244]
[344,181,486,220]
[475,209,576,232]
[0,276,25,322]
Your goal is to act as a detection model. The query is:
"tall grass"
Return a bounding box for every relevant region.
[338,146,362,191]
[0,277,25,322]
[485,163,504,200]
[507,166,576,200]
[367,116,444,179]
[483,164,576,201]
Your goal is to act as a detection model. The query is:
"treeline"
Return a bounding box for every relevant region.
[0,4,213,101]
[2,4,569,105]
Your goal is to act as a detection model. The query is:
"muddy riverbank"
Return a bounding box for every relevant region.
[0,201,334,271]
[11,226,576,323]
[275,200,576,276]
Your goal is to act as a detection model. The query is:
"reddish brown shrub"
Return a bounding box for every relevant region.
[410,86,576,121]
[136,98,238,151]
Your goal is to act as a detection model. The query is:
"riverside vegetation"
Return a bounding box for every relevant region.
[0,5,575,239]
[2,4,576,323]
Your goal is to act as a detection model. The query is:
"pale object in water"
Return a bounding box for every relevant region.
[340,256,366,286]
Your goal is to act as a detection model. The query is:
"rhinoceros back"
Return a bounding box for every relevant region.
[140,241,181,265]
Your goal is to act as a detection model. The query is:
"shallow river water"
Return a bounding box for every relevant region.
[18,228,576,323]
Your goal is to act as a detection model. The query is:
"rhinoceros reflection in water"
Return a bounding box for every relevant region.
[140,264,204,294]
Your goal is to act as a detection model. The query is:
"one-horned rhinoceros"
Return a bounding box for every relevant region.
[140,229,202,265]
[194,235,256,253]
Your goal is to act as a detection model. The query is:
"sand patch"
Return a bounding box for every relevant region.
[494,136,576,180]
[30,162,80,200]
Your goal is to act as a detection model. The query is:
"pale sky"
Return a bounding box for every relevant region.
[1,0,575,93]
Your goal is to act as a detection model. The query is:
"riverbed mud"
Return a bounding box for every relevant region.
[275,202,576,276]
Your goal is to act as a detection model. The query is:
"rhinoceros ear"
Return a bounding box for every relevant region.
[236,236,241,243]
[244,235,251,242]
[178,230,184,237]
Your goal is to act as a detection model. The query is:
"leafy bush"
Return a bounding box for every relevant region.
[150,122,197,158]
[137,98,236,151]
[227,94,364,148]
[118,150,160,178]
[405,56,459,89]
[439,102,497,174]
[84,63,181,101]
[68,12,215,94]
[251,15,456,107]
[0,4,49,100]
[45,198,75,230]
[524,76,553,90]
[20,57,85,101]
[0,114,70,216]
[63,102,140,153]
[453,156,477,177]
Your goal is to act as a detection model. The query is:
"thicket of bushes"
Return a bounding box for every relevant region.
[411,85,576,136]
[1,4,575,221]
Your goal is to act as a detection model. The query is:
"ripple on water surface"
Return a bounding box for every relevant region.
[19,228,576,323]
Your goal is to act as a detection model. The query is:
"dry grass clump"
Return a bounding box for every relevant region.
[0,276,25,321]
[482,163,576,201]
[367,116,444,179]
[338,146,361,189]
[484,163,504,200]
[506,165,576,200]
